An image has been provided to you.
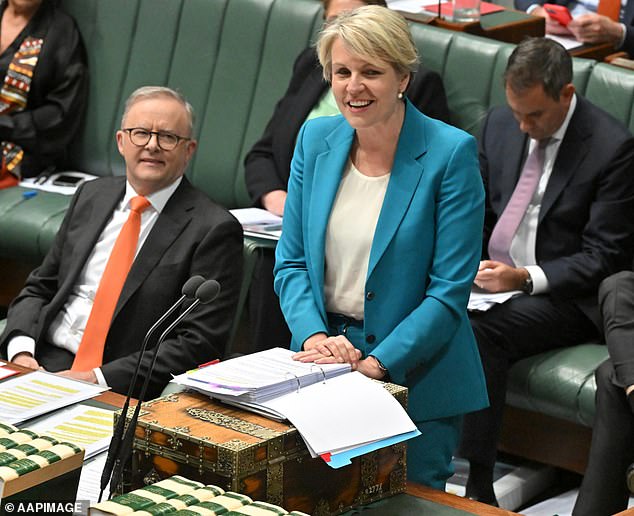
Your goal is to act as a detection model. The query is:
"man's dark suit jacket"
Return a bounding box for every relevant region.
[480,96,634,328]
[514,0,634,55]
[0,176,243,400]
[245,47,451,206]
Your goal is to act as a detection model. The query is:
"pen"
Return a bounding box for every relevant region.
[197,359,220,368]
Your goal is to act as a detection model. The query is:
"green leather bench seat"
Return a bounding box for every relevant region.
[1,0,631,434]
[507,344,609,427]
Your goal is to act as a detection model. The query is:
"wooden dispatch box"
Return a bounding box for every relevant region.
[119,385,409,515]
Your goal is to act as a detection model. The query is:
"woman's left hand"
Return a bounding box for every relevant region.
[293,334,361,369]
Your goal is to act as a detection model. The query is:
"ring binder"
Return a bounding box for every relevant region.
[310,365,327,384]
[285,372,302,393]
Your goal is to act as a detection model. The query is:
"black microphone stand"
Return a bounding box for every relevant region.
[108,280,221,497]
[97,275,205,502]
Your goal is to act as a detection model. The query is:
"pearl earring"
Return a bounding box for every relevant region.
[397,92,404,99]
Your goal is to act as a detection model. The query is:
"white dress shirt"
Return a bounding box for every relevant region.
[508,95,577,295]
[7,177,182,386]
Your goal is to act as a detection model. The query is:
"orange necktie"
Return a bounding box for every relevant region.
[598,0,621,21]
[72,195,151,371]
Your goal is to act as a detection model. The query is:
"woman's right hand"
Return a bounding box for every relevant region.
[294,333,362,369]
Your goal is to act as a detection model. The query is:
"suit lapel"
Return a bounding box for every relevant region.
[113,178,194,318]
[500,126,528,210]
[368,102,426,278]
[307,120,354,290]
[540,100,591,224]
[63,179,125,290]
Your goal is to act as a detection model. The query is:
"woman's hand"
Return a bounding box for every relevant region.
[357,356,388,380]
[294,333,362,369]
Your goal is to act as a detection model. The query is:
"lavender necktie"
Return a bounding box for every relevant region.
[488,138,549,266]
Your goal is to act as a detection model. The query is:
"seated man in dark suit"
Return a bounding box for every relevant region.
[459,37,634,505]
[573,271,634,516]
[0,86,243,400]
[244,0,450,352]
[515,0,634,55]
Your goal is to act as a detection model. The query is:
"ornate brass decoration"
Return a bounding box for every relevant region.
[390,467,407,493]
[266,462,283,505]
[143,393,180,407]
[143,468,161,486]
[172,426,191,434]
[187,408,283,440]
[223,439,251,452]
[218,446,237,474]
[361,454,378,486]
[313,499,331,516]
[267,436,284,460]
[167,435,183,450]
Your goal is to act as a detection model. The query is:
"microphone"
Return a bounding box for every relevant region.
[98,275,205,502]
[108,280,221,496]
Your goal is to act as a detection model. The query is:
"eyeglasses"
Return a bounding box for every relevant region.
[123,128,191,151]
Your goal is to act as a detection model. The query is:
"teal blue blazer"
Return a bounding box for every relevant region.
[274,101,489,421]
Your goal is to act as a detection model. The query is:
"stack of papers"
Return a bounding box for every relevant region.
[229,207,282,240]
[468,288,523,311]
[172,348,420,468]
[173,348,351,417]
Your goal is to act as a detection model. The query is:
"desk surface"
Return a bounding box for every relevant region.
[342,483,519,515]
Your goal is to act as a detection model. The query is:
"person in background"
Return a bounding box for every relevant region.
[515,0,634,55]
[0,0,87,188]
[573,271,634,516]
[244,0,450,353]
[459,38,634,506]
[274,6,488,487]
[0,86,243,400]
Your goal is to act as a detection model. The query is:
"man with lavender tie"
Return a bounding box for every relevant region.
[459,37,634,506]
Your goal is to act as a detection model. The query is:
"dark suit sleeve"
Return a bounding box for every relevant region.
[621,25,634,55]
[406,65,451,124]
[478,111,496,259]
[244,47,320,206]
[100,215,244,400]
[0,184,85,355]
[540,136,634,299]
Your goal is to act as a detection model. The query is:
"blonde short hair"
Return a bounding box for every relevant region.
[121,86,195,136]
[317,5,419,81]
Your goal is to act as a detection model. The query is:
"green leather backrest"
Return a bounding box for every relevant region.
[60,0,322,208]
[585,62,634,132]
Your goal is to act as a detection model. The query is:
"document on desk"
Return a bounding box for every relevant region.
[0,370,107,424]
[229,207,283,240]
[29,405,114,459]
[262,371,418,457]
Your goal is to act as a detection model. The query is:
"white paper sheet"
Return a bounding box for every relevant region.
[0,371,107,424]
[262,371,418,456]
[29,405,114,459]
[468,289,523,311]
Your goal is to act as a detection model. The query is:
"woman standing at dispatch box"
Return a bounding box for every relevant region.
[274,5,489,487]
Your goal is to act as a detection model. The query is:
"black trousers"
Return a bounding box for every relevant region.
[248,248,291,352]
[460,293,597,469]
[573,271,634,516]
